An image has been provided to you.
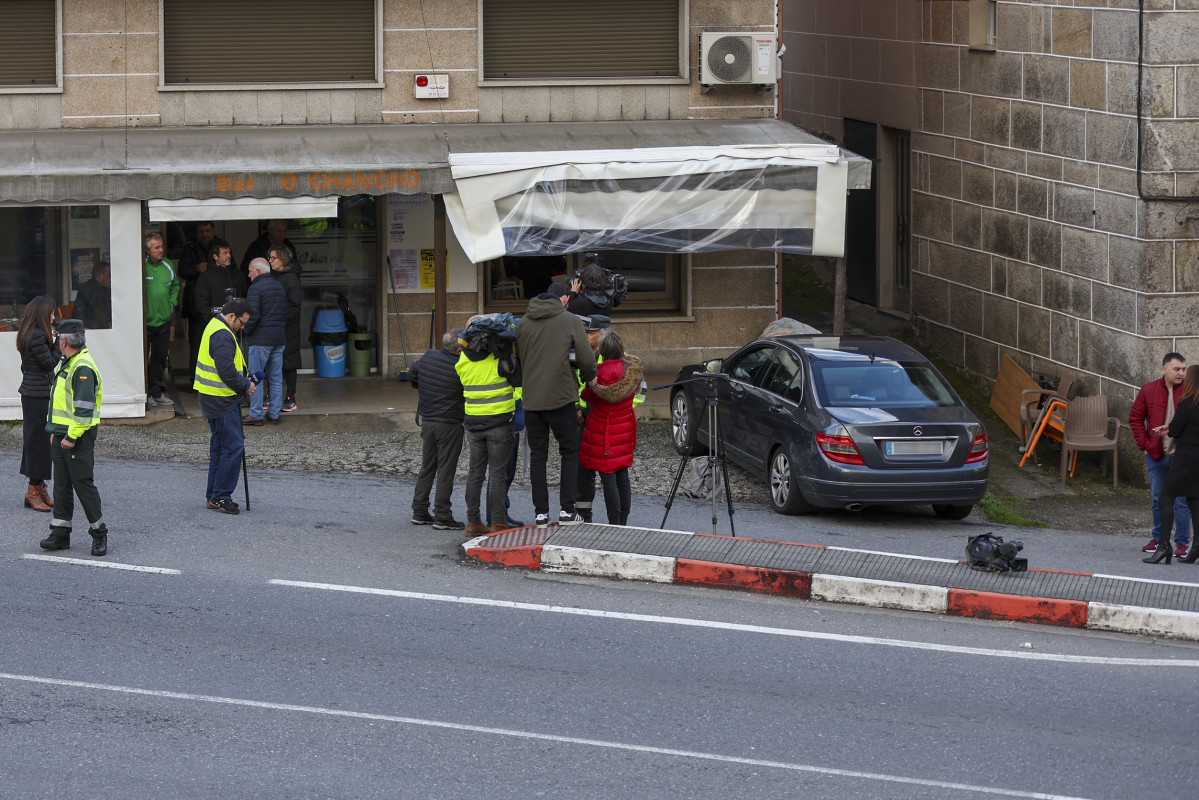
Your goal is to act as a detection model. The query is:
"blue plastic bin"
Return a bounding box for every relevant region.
[312,309,349,377]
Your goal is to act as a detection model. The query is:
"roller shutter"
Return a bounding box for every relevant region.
[483,0,680,80]
[0,0,56,86]
[163,0,376,84]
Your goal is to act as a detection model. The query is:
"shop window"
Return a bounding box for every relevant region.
[482,0,683,81]
[0,205,109,321]
[969,0,997,50]
[162,0,379,86]
[483,251,682,314]
[0,0,58,89]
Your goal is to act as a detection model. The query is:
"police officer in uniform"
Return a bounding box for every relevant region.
[41,319,108,556]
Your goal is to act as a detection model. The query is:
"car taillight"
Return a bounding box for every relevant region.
[816,432,865,465]
[965,433,989,463]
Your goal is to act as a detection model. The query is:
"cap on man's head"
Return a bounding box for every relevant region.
[583,314,610,332]
[57,319,85,334]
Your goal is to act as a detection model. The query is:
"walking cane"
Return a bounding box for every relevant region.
[237,320,252,512]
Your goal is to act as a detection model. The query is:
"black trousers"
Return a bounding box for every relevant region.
[575,411,597,518]
[412,420,464,521]
[526,403,579,516]
[50,428,103,530]
[146,322,171,396]
[20,394,52,482]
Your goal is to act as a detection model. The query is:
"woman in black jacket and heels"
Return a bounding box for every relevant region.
[1146,364,1199,564]
[16,296,60,512]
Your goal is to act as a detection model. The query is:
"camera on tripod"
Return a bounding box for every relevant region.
[573,253,629,307]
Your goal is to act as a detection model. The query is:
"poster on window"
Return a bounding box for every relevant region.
[389,248,419,289]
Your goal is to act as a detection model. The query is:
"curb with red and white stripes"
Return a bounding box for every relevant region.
[463,532,1199,641]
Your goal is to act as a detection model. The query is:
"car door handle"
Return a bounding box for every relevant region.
[768,405,785,414]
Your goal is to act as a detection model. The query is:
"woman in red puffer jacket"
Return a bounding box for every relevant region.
[580,331,643,525]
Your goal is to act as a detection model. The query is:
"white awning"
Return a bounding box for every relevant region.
[147,196,339,222]
[442,136,866,263]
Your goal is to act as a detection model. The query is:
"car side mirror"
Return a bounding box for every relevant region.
[704,358,724,373]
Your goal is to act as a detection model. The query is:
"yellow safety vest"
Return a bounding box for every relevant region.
[194,316,246,396]
[455,352,515,417]
[49,348,103,437]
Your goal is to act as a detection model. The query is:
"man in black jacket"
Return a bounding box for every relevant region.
[243,258,289,425]
[178,222,224,373]
[193,239,246,322]
[409,329,466,530]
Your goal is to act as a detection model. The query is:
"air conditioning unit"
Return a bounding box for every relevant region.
[700,32,778,86]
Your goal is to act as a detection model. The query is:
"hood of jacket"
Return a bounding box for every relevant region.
[525,296,566,321]
[590,354,643,404]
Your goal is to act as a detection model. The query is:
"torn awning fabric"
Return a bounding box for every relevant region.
[443,142,864,264]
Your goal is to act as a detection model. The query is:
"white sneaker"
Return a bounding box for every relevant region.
[558,511,583,525]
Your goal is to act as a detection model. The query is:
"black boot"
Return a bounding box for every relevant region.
[1182,543,1199,564]
[1144,540,1173,565]
[39,527,70,551]
[89,525,108,557]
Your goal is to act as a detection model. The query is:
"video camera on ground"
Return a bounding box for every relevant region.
[966,533,1027,572]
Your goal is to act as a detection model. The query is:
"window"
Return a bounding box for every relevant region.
[482,0,683,81]
[0,205,109,316]
[761,348,804,404]
[811,361,957,408]
[726,346,774,386]
[162,0,379,86]
[969,0,997,50]
[0,0,57,89]
[484,251,682,313]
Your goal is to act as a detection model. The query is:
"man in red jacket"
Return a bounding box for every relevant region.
[1130,353,1190,556]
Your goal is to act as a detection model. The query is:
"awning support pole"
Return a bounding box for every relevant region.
[833,257,847,335]
[434,194,448,345]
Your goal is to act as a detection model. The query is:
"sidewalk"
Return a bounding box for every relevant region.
[463,522,1199,642]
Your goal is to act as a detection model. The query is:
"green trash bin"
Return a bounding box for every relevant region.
[347,332,373,377]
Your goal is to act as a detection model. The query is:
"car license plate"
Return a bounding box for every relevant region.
[886,440,943,456]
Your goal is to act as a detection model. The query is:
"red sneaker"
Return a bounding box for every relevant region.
[1176,544,1189,559]
[1142,539,1160,553]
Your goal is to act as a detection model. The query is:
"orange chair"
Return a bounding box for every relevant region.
[1019,400,1067,469]
[57,303,74,321]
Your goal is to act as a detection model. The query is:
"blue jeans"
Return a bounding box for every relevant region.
[1147,453,1192,544]
[248,344,284,420]
[207,406,245,502]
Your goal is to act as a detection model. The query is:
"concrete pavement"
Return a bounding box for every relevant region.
[464,522,1199,642]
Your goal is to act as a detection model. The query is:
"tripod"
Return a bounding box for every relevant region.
[658,374,736,537]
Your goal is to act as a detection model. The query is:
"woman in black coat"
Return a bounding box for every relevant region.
[16,296,60,512]
[1147,364,1199,564]
[268,245,303,412]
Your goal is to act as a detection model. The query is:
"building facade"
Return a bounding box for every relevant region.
[782,0,1199,457]
[1,0,873,419]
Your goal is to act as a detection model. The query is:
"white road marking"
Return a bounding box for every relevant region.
[21,554,181,575]
[269,580,1199,667]
[0,670,1094,800]
[826,546,959,564]
[1092,573,1199,588]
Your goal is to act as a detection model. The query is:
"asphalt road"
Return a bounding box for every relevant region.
[2,454,1198,800]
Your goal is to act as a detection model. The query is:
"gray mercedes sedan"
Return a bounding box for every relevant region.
[669,335,989,519]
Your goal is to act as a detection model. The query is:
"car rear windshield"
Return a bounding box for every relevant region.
[810,360,957,408]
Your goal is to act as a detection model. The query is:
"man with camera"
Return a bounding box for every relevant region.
[194,298,257,515]
[566,254,627,317]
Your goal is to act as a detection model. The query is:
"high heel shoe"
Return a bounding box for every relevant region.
[1144,541,1173,564]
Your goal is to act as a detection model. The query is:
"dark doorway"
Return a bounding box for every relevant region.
[843,119,878,307]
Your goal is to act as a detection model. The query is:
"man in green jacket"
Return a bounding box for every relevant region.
[144,233,180,407]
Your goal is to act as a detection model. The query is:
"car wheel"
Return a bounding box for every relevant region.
[932,504,973,520]
[768,446,812,515]
[671,391,706,456]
